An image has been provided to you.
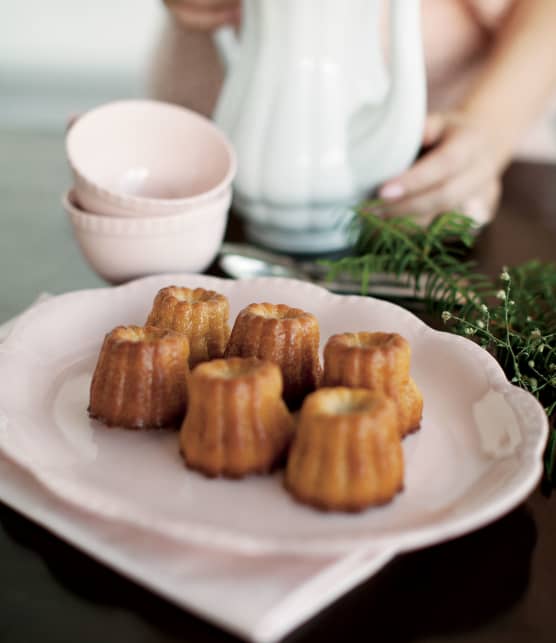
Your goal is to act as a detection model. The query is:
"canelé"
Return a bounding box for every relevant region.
[146,286,230,367]
[225,302,321,407]
[322,332,422,436]
[89,325,189,429]
[285,387,404,511]
[180,357,294,477]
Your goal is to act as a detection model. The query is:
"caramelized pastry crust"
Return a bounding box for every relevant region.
[146,286,230,367]
[88,325,189,429]
[224,303,321,407]
[285,387,404,511]
[181,357,295,478]
[322,332,422,436]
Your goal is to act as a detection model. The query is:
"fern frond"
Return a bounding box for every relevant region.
[327,204,493,312]
[323,205,556,486]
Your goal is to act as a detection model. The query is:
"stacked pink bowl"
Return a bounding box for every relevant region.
[64,100,236,283]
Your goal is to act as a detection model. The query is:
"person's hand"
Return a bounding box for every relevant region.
[163,0,241,31]
[378,112,509,226]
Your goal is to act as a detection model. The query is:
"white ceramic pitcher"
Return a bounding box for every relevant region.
[213,0,426,253]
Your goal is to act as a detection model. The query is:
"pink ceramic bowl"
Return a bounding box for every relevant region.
[63,189,231,283]
[66,100,236,217]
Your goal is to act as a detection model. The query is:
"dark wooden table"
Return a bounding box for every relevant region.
[1,137,555,643]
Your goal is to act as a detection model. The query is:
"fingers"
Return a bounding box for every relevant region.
[177,0,239,6]
[379,111,484,202]
[164,0,241,30]
[378,113,450,201]
[422,112,447,147]
[165,0,239,10]
[460,178,501,227]
[380,131,479,202]
[381,156,499,226]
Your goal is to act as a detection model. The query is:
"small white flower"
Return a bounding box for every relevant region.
[531,329,542,339]
[509,300,515,306]
[528,360,535,369]
[480,304,489,314]
[538,344,545,353]
[529,377,538,388]
[477,320,485,329]
[500,271,510,282]
[465,326,475,336]
[441,311,452,322]
[526,316,533,322]
[496,290,506,301]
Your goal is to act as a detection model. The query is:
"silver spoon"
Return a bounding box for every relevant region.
[218,242,426,300]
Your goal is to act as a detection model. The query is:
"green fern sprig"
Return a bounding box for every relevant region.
[324,205,492,315]
[323,205,556,486]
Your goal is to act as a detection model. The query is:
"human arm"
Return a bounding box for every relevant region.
[379,0,556,224]
[163,0,240,31]
[151,1,241,115]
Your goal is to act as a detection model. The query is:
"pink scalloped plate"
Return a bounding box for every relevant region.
[0,275,548,556]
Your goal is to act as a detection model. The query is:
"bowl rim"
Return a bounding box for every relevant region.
[63,189,231,236]
[66,99,237,210]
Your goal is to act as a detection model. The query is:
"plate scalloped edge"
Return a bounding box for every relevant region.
[0,273,549,557]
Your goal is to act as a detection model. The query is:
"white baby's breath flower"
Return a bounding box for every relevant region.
[531,329,542,339]
[441,311,451,322]
[528,360,535,369]
[500,271,510,282]
[480,304,489,314]
[465,326,475,336]
[496,290,506,301]
[477,320,485,329]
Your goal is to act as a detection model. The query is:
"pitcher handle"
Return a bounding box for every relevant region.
[213,26,240,71]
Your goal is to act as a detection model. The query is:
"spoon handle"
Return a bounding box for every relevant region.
[219,242,430,298]
[220,243,304,273]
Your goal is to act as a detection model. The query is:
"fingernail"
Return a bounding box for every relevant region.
[379,183,405,200]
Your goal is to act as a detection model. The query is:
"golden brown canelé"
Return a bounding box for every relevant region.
[181,357,295,478]
[285,387,404,511]
[88,325,190,429]
[322,332,423,437]
[146,286,230,367]
[224,303,321,407]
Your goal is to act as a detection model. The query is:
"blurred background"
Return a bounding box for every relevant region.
[0,1,169,317]
[1,0,164,131]
[1,0,555,319]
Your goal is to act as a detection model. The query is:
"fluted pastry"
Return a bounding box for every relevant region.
[146,286,230,367]
[181,357,294,477]
[322,332,422,436]
[225,302,321,407]
[285,387,404,511]
[89,325,190,429]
